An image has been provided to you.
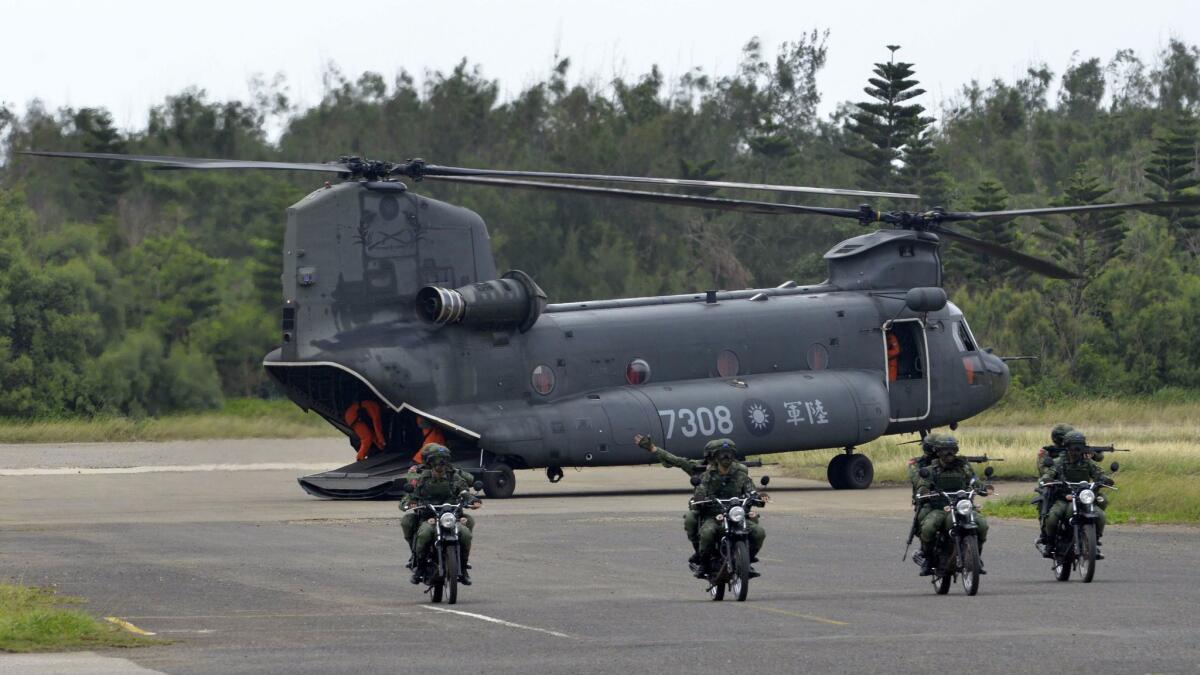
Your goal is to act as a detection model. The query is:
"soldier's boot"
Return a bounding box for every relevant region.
[748,566,761,579]
[687,541,700,566]
[977,542,987,574]
[1095,538,1105,560]
[458,552,473,586]
[919,544,934,576]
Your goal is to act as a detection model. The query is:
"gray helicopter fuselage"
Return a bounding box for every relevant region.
[264,181,1009,469]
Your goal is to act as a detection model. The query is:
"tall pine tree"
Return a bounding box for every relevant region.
[1144,113,1200,245]
[956,178,1023,286]
[843,45,929,191]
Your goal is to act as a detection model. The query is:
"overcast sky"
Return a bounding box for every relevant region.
[3,0,1198,138]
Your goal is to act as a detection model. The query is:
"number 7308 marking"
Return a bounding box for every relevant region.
[657,406,734,439]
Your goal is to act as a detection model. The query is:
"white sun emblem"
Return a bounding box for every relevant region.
[747,403,771,430]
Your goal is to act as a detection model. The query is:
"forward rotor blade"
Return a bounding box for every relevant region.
[401,162,919,200]
[935,226,1078,279]
[938,197,1200,222]
[21,150,350,174]
[425,175,866,218]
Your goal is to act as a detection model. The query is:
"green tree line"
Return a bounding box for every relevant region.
[1,33,1198,417]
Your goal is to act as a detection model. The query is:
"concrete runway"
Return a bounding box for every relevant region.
[2,440,1198,674]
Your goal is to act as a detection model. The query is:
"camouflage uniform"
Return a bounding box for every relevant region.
[400,446,478,577]
[648,441,747,553]
[1032,424,1073,529]
[690,440,766,561]
[915,437,988,567]
[1040,432,1110,547]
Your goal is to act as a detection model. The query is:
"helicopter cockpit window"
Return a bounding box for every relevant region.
[626,358,651,385]
[716,350,740,377]
[952,321,977,352]
[531,365,555,396]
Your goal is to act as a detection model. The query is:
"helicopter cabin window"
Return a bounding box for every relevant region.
[716,350,740,377]
[951,321,977,352]
[531,365,556,396]
[626,358,651,385]
[807,343,829,370]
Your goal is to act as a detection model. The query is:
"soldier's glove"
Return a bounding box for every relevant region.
[635,434,655,451]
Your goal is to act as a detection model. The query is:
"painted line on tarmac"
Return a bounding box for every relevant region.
[422,606,574,639]
[0,463,332,476]
[744,605,849,626]
[105,616,157,635]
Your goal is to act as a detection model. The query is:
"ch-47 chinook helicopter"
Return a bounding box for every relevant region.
[25,150,1198,499]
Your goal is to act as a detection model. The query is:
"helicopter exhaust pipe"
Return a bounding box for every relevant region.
[417,270,547,332]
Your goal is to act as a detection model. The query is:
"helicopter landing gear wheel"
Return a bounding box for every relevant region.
[827,454,850,489]
[482,462,516,499]
[842,454,874,490]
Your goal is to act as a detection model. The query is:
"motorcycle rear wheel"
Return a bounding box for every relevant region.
[960,536,981,596]
[1079,524,1097,583]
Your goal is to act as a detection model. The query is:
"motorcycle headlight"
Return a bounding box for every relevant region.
[728,506,746,524]
[1078,489,1096,506]
[955,499,973,516]
[439,512,458,529]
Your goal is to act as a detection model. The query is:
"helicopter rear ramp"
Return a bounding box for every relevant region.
[297,452,417,499]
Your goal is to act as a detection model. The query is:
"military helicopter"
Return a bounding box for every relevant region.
[25,150,1198,499]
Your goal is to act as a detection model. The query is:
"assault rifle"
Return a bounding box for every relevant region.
[962,455,1005,463]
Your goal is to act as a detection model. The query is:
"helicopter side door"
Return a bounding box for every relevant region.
[883,319,931,422]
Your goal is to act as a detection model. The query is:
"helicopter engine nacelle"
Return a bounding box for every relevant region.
[417,269,547,332]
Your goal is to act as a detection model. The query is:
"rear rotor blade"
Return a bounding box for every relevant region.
[21,150,350,174]
[938,198,1200,222]
[399,162,918,200]
[935,226,1078,279]
[425,175,866,218]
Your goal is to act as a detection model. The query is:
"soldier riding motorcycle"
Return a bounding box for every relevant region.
[635,434,750,567]
[687,439,769,601]
[1037,430,1117,583]
[913,435,994,596]
[400,445,482,604]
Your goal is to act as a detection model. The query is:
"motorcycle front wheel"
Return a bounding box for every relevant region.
[708,581,725,601]
[731,540,750,602]
[960,536,981,596]
[1079,523,1097,583]
[443,546,460,605]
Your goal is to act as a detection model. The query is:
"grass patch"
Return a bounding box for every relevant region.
[773,399,1200,524]
[0,398,338,443]
[0,584,161,652]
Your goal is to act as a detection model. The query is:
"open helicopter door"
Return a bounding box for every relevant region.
[883,319,931,422]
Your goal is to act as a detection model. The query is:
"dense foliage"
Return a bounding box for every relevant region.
[1,36,1198,417]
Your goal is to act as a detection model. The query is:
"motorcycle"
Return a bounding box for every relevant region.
[688,475,769,602]
[403,480,483,604]
[1038,461,1118,583]
[914,465,994,596]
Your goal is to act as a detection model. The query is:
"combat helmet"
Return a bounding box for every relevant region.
[703,438,737,460]
[1051,423,1075,447]
[1062,430,1087,452]
[421,443,452,467]
[932,434,960,462]
[920,432,943,457]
